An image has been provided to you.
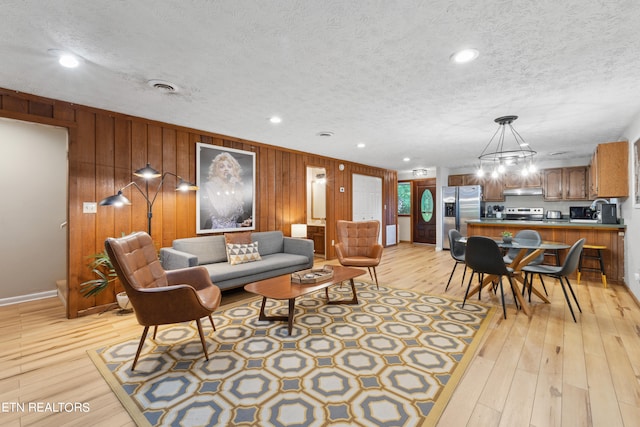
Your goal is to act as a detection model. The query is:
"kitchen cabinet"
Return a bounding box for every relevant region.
[503,170,542,188]
[447,173,504,202]
[564,166,589,200]
[447,175,465,186]
[589,141,629,198]
[543,166,588,201]
[447,174,504,201]
[543,168,564,200]
[482,177,504,201]
[307,225,325,255]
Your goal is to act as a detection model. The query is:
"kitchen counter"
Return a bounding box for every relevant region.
[469,219,626,229]
[466,220,626,284]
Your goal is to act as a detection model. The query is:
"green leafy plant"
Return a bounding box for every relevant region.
[80,250,117,297]
[501,231,513,238]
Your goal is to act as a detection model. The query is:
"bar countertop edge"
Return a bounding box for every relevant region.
[466,219,626,229]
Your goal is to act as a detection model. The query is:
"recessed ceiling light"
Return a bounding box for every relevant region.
[357,143,366,148]
[450,48,479,64]
[317,131,334,137]
[48,49,81,68]
[269,116,282,124]
[403,157,411,162]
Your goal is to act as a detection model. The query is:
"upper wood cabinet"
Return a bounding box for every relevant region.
[543,166,588,200]
[447,174,503,201]
[543,168,564,200]
[564,166,589,200]
[482,177,504,201]
[589,141,628,198]
[503,170,542,188]
[447,174,465,186]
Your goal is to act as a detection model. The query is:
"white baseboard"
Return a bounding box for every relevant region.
[0,290,58,307]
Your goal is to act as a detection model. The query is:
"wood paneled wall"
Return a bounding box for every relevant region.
[0,88,397,318]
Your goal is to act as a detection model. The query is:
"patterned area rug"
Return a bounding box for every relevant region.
[89,283,494,427]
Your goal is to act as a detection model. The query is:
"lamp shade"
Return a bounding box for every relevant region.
[176,179,199,191]
[133,163,161,179]
[99,191,131,207]
[291,223,308,238]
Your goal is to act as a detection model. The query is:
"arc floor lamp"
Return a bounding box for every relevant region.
[99,163,198,235]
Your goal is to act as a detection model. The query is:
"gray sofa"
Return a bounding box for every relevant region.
[159,231,314,290]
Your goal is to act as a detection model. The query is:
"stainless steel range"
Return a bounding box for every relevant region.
[504,207,544,221]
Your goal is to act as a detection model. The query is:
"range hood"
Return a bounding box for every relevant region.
[503,187,543,196]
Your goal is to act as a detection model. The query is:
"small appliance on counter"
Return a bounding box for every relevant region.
[545,210,562,219]
[569,206,594,220]
[599,203,618,224]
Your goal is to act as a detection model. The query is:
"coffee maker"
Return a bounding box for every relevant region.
[600,203,617,224]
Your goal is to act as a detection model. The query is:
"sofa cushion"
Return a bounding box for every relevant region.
[252,231,284,256]
[203,253,310,283]
[172,235,227,265]
[224,231,252,245]
[226,242,262,265]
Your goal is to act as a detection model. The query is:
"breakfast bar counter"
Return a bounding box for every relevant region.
[466,220,626,285]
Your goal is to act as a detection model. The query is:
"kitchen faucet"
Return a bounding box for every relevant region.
[589,198,609,210]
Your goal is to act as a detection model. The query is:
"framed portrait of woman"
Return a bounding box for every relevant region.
[196,143,256,233]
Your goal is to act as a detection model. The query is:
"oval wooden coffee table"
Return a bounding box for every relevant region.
[244,266,366,335]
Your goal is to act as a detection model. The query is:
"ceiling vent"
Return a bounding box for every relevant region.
[147,79,179,93]
[316,131,334,137]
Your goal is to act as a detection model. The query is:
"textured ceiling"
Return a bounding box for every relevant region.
[2,0,640,174]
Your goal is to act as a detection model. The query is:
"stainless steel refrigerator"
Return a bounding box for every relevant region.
[442,185,482,249]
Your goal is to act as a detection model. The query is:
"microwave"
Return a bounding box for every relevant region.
[569,206,594,220]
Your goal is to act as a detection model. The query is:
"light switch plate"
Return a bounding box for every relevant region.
[83,202,97,213]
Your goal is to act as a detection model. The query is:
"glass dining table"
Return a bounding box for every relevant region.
[461,237,570,317]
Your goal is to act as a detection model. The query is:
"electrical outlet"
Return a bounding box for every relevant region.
[635,272,640,283]
[340,187,345,193]
[331,240,335,246]
[83,202,97,213]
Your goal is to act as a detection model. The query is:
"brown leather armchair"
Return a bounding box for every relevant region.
[334,220,383,288]
[105,232,221,370]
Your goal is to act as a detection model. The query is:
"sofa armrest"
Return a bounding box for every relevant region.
[283,237,314,260]
[160,247,198,270]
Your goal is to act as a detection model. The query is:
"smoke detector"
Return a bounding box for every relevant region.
[147,79,179,93]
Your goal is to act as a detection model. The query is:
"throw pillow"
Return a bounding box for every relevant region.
[227,242,262,265]
[224,231,252,245]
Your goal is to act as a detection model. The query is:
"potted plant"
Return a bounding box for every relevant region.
[80,251,131,312]
[501,231,513,243]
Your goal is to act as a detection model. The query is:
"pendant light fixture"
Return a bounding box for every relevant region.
[476,115,537,178]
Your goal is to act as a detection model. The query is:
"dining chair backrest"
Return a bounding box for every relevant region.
[466,236,510,276]
[506,229,543,262]
[558,238,586,276]
[448,229,465,261]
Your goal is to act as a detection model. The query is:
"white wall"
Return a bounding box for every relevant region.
[0,118,67,301]
[621,112,640,299]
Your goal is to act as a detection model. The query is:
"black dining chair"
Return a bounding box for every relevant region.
[445,229,467,291]
[504,229,548,296]
[521,238,585,322]
[463,236,520,319]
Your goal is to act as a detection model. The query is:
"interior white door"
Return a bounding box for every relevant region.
[0,118,67,301]
[352,174,382,244]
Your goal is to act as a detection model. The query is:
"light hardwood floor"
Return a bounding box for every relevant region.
[2,242,640,426]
